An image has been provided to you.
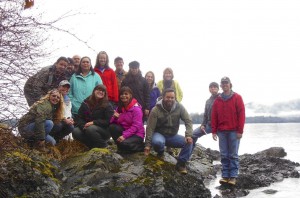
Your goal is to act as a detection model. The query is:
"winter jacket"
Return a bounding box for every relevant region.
[145,99,193,147]
[211,92,245,134]
[110,98,145,139]
[68,71,102,115]
[201,94,219,128]
[157,80,183,102]
[76,99,114,131]
[18,100,55,140]
[24,65,67,106]
[150,85,161,110]
[121,76,150,111]
[94,67,119,103]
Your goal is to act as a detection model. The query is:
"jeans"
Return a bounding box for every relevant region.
[189,125,212,156]
[217,130,240,178]
[72,125,110,149]
[23,120,56,145]
[50,121,74,143]
[151,132,193,163]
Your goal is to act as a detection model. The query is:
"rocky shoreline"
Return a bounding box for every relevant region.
[0,127,299,197]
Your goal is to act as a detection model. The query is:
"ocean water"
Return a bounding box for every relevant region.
[179,123,300,198]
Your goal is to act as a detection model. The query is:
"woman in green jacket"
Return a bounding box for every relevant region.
[18,89,64,150]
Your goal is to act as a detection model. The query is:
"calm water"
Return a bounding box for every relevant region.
[180,123,300,198]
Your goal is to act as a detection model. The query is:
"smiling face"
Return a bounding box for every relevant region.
[114,59,124,72]
[94,88,106,100]
[80,57,91,72]
[120,90,132,105]
[98,53,107,67]
[163,91,176,110]
[163,71,173,81]
[55,60,68,73]
[145,72,154,85]
[49,90,61,105]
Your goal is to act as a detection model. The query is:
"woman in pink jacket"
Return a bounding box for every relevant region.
[109,86,145,153]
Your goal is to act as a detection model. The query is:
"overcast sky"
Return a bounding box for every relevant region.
[29,0,300,115]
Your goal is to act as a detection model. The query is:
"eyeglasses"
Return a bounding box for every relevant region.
[51,95,60,99]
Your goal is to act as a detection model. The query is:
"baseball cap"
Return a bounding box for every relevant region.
[209,82,219,88]
[221,76,231,83]
[59,80,70,87]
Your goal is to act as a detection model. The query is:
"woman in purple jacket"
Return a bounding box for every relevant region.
[109,86,145,153]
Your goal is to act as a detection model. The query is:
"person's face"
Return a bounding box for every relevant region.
[221,81,231,92]
[164,71,172,80]
[94,89,105,99]
[163,91,176,109]
[120,91,132,104]
[98,54,107,66]
[130,67,139,75]
[145,73,154,84]
[80,58,91,71]
[49,91,61,105]
[55,60,68,73]
[66,63,74,73]
[58,86,70,96]
[72,55,81,66]
[209,86,219,95]
[114,60,124,71]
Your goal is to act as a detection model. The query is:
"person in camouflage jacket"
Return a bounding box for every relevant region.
[24,57,69,107]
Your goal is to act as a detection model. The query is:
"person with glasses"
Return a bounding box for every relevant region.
[18,89,64,151]
[211,76,245,186]
[72,85,114,149]
[68,56,103,120]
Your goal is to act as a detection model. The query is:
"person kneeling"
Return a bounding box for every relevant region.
[72,85,114,149]
[108,86,145,154]
[144,88,193,174]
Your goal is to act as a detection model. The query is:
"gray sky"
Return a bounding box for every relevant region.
[30,0,300,115]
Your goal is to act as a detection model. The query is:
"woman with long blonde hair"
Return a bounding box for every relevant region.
[18,89,64,150]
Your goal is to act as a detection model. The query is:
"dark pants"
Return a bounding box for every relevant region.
[72,125,110,149]
[50,121,74,143]
[109,124,144,153]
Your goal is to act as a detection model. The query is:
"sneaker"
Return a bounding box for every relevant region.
[228,178,237,185]
[176,161,187,174]
[219,178,229,185]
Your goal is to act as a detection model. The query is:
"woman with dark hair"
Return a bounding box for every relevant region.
[94,51,119,107]
[68,56,103,118]
[72,85,114,149]
[145,71,161,111]
[108,86,145,153]
[18,89,64,150]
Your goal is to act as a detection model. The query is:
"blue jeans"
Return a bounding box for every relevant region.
[217,130,240,178]
[50,121,74,142]
[190,125,212,156]
[23,120,56,145]
[151,132,193,163]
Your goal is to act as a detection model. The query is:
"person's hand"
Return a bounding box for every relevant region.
[237,133,243,139]
[113,110,120,118]
[200,126,207,135]
[212,134,218,141]
[117,135,125,143]
[144,146,151,156]
[64,118,74,125]
[83,121,93,129]
[186,137,193,144]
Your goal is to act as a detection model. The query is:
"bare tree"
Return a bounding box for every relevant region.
[0,0,91,128]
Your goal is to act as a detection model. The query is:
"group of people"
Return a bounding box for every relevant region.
[18,53,245,185]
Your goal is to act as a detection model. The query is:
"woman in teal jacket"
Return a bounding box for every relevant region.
[68,56,103,118]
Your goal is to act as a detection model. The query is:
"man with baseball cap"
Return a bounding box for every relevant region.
[211,76,245,186]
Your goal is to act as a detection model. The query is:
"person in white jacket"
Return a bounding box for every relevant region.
[49,80,74,143]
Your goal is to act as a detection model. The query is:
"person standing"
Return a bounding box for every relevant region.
[144,88,193,174]
[145,71,161,111]
[121,61,150,121]
[24,56,69,106]
[157,67,183,102]
[49,80,74,143]
[72,85,114,149]
[114,56,127,91]
[94,51,119,107]
[72,55,81,72]
[108,86,145,153]
[211,76,245,186]
[192,82,220,145]
[68,56,103,118]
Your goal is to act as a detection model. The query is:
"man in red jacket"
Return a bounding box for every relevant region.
[211,76,245,186]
